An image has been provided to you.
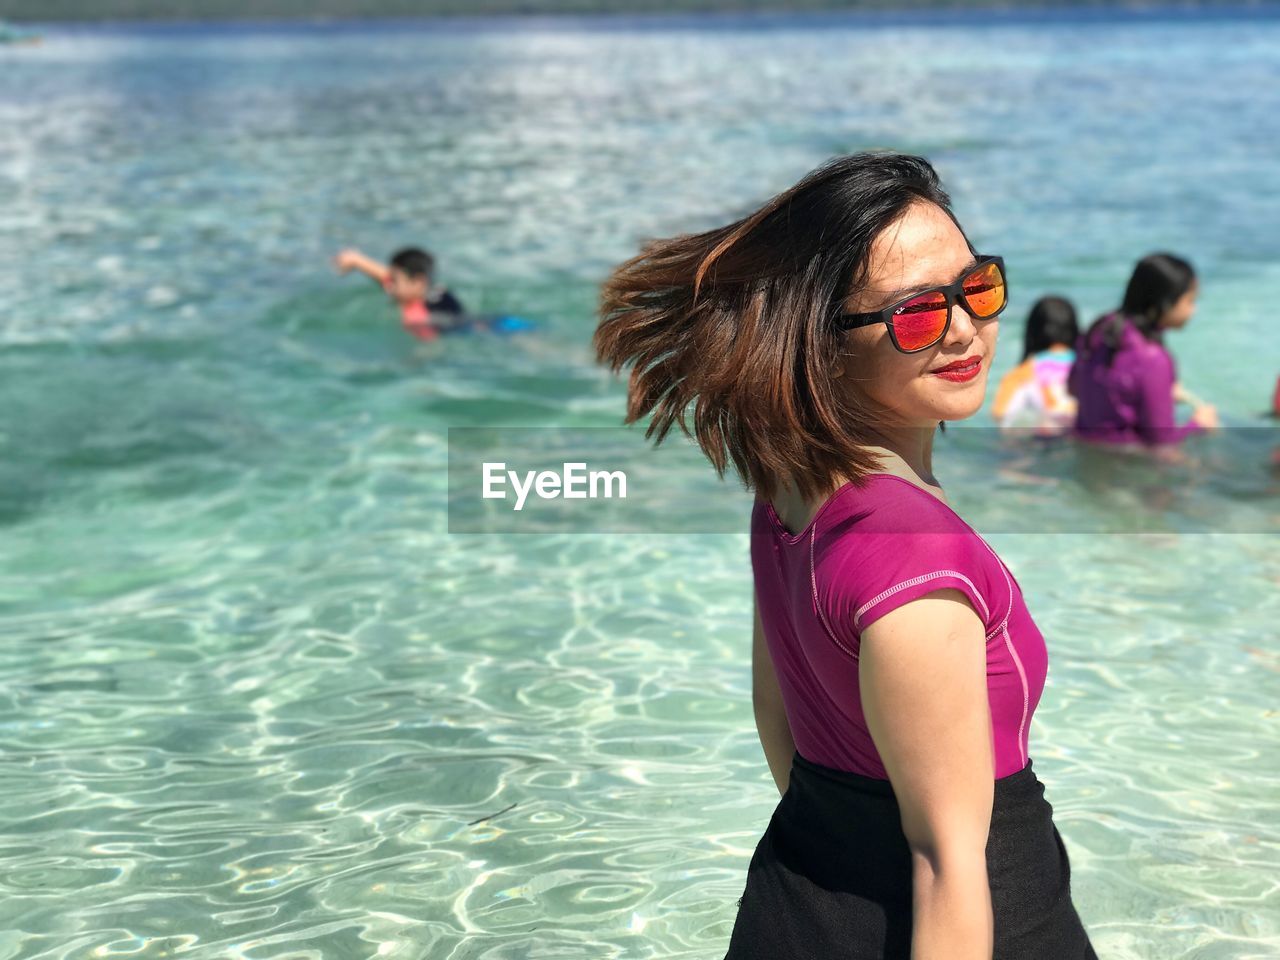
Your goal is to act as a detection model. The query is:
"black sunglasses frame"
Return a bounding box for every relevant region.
[837,255,1008,354]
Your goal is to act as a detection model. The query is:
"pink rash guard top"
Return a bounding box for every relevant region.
[751,474,1048,781]
[1068,312,1205,446]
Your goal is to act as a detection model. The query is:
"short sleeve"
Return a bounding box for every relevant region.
[814,518,1002,654]
[431,289,466,315]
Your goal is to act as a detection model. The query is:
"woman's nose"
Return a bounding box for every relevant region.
[946,301,982,342]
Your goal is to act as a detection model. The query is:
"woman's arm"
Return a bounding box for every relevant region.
[1172,381,1195,406]
[1136,351,1211,445]
[752,589,795,796]
[859,589,995,960]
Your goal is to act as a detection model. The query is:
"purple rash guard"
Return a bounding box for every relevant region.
[751,474,1048,781]
[1068,312,1206,446]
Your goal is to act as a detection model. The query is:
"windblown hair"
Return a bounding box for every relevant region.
[595,152,957,502]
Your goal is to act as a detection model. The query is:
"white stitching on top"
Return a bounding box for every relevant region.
[973,541,1027,768]
[854,570,992,629]
[810,526,858,661]
[1002,622,1030,768]
[805,501,1021,662]
[969,534,1015,636]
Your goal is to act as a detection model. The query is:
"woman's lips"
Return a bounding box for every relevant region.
[931,357,982,382]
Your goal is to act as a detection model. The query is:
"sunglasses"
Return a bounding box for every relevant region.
[837,255,1008,353]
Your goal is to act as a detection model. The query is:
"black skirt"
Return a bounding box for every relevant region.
[724,751,1097,959]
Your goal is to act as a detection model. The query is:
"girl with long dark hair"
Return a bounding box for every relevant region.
[1069,253,1219,446]
[596,153,1096,959]
[990,296,1079,436]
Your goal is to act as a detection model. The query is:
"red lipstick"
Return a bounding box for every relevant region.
[931,356,982,382]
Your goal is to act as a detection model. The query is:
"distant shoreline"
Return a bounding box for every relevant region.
[4,0,1277,27]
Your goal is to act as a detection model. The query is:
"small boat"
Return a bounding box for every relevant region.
[0,21,42,45]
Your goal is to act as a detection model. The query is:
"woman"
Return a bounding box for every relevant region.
[596,153,1096,959]
[1068,253,1219,447]
[990,296,1079,437]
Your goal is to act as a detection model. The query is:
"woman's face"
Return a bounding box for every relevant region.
[840,201,999,427]
[1161,280,1198,329]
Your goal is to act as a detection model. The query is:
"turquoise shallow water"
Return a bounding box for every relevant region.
[2,10,1279,959]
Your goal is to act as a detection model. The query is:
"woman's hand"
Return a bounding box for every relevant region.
[1191,404,1220,430]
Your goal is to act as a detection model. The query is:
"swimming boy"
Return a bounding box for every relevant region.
[332,246,466,341]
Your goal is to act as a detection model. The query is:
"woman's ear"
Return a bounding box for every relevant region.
[828,345,847,380]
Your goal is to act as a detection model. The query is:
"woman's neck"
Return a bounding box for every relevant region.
[856,426,940,490]
[767,427,946,531]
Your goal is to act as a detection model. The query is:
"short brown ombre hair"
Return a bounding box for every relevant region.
[595,152,956,502]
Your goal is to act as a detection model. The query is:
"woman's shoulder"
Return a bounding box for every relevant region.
[757,473,995,550]
[1113,323,1173,374]
[820,474,976,536]
[812,477,1011,637]
[813,476,998,580]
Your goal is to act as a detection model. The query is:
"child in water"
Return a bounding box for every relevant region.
[332,246,466,341]
[991,295,1079,437]
[1068,252,1219,449]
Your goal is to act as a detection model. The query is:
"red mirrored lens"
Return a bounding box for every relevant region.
[962,261,1006,318]
[892,291,950,350]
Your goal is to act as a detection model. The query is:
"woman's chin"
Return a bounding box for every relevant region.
[885,384,988,427]
[925,392,986,424]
